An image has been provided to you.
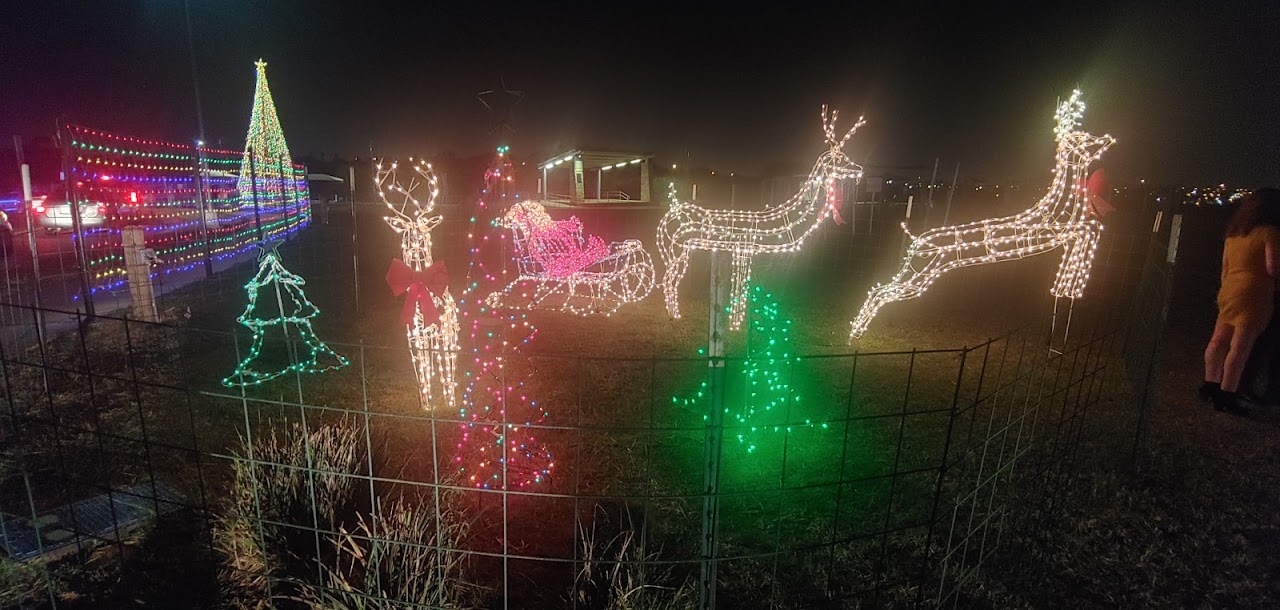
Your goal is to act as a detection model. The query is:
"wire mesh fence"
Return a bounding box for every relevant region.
[0,192,1177,608]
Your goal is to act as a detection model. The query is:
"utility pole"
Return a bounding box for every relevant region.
[58,120,94,317]
[14,136,44,341]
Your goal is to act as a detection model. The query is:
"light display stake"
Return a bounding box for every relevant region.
[849,90,1115,339]
[486,201,654,316]
[221,242,348,387]
[673,285,820,453]
[455,148,553,489]
[377,161,460,409]
[237,60,293,218]
[657,106,865,330]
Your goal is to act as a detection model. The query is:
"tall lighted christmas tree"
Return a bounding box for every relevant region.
[238,59,294,218]
[453,147,553,489]
[222,243,348,387]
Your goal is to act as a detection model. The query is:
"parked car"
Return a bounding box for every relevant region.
[31,194,106,233]
[0,190,25,216]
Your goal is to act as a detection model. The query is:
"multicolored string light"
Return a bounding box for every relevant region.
[849,90,1116,339]
[486,201,654,316]
[66,124,310,297]
[657,106,864,329]
[454,147,553,489]
[238,59,295,221]
[221,243,348,387]
[376,160,459,410]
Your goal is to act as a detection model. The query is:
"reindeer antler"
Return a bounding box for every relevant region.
[376,159,441,225]
[1053,89,1086,142]
[821,105,867,150]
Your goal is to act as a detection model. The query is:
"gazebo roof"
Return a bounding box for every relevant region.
[539,150,652,171]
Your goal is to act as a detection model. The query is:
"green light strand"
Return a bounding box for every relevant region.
[221,245,348,387]
[673,285,823,453]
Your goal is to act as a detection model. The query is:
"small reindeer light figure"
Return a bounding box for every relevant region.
[657,106,865,329]
[849,90,1116,339]
[378,160,459,409]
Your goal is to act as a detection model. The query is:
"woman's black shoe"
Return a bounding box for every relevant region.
[1213,389,1249,415]
[1199,381,1220,402]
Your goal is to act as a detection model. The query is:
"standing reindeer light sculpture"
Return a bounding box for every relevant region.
[378,160,459,409]
[657,106,865,329]
[849,90,1115,340]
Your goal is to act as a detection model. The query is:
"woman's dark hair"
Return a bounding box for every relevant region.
[1226,188,1280,237]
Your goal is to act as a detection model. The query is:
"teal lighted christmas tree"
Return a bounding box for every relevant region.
[237,59,293,216]
[222,243,347,387]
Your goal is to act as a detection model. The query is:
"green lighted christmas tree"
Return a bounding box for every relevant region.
[674,285,823,453]
[222,243,347,387]
[237,59,293,212]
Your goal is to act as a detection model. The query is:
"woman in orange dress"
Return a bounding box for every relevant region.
[1202,188,1280,412]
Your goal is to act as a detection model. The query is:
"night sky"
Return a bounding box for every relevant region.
[2,1,1277,185]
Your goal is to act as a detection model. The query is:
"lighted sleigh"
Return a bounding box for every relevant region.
[485,201,655,315]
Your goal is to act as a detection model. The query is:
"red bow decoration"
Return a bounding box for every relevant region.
[1085,168,1114,219]
[386,258,449,325]
[827,180,846,225]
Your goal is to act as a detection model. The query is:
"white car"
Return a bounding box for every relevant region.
[31,194,106,233]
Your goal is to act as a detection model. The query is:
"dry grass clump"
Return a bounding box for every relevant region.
[575,506,697,610]
[214,417,474,609]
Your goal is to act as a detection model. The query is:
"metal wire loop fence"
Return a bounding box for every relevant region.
[0,200,1178,608]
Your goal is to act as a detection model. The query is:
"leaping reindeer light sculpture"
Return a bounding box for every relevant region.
[657,107,865,329]
[378,160,459,409]
[849,90,1115,340]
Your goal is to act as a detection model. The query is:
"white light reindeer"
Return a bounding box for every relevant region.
[377,160,459,409]
[657,107,865,329]
[849,90,1115,339]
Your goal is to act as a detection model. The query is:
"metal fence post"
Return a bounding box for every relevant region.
[193,141,213,277]
[248,151,263,241]
[700,251,730,609]
[349,164,359,314]
[59,121,94,316]
[1131,214,1181,469]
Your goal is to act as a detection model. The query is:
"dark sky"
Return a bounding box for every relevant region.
[2,1,1277,185]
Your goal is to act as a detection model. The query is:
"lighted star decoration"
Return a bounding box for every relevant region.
[657,106,865,330]
[849,89,1116,339]
[377,160,460,409]
[485,201,655,316]
[477,76,526,139]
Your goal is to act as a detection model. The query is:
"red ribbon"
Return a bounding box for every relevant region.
[828,181,846,225]
[386,258,448,325]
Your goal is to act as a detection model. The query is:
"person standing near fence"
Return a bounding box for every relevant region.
[1201,188,1280,413]
[1239,288,1280,404]
[0,210,13,259]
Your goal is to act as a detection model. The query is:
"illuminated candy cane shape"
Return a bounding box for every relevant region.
[377,160,459,409]
[486,201,655,316]
[849,90,1115,339]
[657,106,865,330]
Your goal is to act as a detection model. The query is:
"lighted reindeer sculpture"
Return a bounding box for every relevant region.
[657,106,865,329]
[378,160,459,409]
[849,90,1116,340]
